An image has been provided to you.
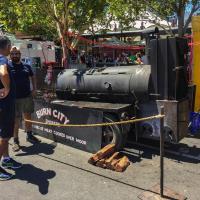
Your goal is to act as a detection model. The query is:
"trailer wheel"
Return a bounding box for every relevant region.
[102,114,127,150]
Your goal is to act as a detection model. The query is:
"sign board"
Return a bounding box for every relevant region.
[32,99,103,153]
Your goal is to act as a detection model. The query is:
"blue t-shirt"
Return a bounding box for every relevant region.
[0,55,16,107]
[9,62,33,99]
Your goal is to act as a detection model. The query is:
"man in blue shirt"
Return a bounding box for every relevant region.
[9,47,40,152]
[0,36,22,180]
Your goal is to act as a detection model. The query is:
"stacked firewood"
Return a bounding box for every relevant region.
[88,144,130,172]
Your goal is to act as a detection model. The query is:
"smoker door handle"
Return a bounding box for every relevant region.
[104,82,112,90]
[173,66,184,71]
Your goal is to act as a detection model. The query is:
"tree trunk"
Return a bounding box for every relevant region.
[53,0,69,69]
[61,33,69,68]
[177,5,185,37]
[56,21,69,68]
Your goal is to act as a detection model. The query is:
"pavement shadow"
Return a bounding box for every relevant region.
[125,141,200,164]
[39,154,160,195]
[187,133,200,139]
[120,150,143,164]
[14,164,56,195]
[166,142,200,164]
[15,142,57,157]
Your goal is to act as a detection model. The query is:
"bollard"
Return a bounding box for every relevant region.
[160,106,164,197]
[138,106,186,200]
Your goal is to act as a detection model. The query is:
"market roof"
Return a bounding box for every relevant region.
[82,26,192,38]
[93,36,144,50]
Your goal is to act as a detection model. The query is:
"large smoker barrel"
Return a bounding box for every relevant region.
[56,65,152,103]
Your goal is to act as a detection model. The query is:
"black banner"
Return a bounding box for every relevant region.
[33,99,103,153]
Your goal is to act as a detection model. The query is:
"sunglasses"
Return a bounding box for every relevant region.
[10,53,21,55]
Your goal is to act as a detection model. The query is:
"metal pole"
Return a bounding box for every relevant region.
[160,106,164,197]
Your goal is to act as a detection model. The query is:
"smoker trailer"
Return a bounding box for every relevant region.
[33,37,189,153]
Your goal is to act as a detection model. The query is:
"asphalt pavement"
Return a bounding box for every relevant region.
[0,129,199,200]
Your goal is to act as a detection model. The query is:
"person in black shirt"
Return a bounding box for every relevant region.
[0,37,22,180]
[9,47,40,152]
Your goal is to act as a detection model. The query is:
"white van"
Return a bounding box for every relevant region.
[7,34,56,67]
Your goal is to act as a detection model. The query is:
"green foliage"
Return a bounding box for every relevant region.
[1,0,199,39]
[0,0,144,38]
[71,0,108,32]
[0,0,56,39]
[143,0,200,35]
[106,0,144,30]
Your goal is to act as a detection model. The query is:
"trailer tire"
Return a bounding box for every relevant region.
[102,114,127,150]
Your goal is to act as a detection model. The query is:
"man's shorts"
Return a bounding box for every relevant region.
[0,104,15,139]
[15,95,34,118]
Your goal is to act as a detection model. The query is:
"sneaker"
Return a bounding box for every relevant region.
[27,134,41,144]
[2,158,23,169]
[0,167,13,181]
[12,143,21,152]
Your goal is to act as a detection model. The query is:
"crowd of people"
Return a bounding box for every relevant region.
[114,52,146,65]
[0,36,40,180]
[70,50,147,68]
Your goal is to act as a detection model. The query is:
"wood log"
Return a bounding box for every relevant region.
[105,152,121,169]
[88,144,116,165]
[96,159,107,168]
[105,152,120,165]
[114,156,130,172]
[110,158,121,170]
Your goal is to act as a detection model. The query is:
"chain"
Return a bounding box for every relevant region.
[25,114,165,128]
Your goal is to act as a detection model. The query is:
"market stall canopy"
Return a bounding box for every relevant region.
[93,36,144,50]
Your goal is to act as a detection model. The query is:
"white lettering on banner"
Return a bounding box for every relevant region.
[44,128,52,133]
[35,107,70,124]
[33,124,88,146]
[52,109,70,124]
[75,138,87,145]
[36,108,52,119]
[52,109,58,118]
[60,113,65,122]
[53,130,65,138]
[66,135,74,141]
[64,117,70,125]
[45,119,60,125]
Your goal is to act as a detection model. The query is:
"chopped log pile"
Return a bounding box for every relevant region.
[88,144,130,172]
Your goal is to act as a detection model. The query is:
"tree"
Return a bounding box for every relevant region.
[100,0,200,36]
[32,0,108,68]
[69,0,108,53]
[106,0,144,31]
[141,0,200,36]
[0,0,108,67]
[71,0,108,33]
[0,0,56,40]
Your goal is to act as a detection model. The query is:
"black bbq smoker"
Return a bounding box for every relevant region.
[33,36,189,153]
